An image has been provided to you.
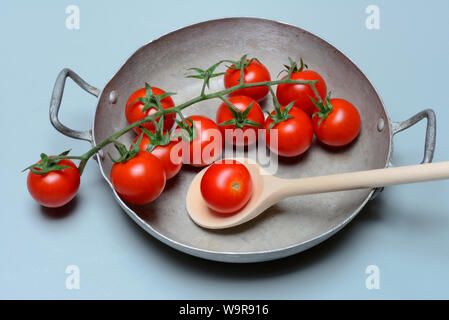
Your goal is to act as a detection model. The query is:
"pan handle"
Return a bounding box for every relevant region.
[49,68,100,142]
[371,109,436,199]
[391,108,436,164]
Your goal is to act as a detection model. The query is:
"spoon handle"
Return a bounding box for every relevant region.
[280,161,449,197]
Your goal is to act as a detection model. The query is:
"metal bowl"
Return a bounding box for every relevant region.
[49,18,436,262]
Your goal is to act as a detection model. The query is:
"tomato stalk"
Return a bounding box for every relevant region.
[217,95,262,129]
[277,57,308,79]
[127,83,176,113]
[108,134,144,163]
[25,60,320,176]
[264,85,296,130]
[187,61,226,96]
[139,117,172,152]
[173,111,197,142]
[311,91,334,126]
[22,150,84,175]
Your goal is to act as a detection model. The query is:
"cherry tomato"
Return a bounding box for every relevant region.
[176,115,223,167]
[125,87,175,135]
[27,159,80,208]
[224,59,271,101]
[312,98,361,147]
[216,95,265,146]
[200,160,253,214]
[264,107,314,157]
[133,135,182,179]
[276,70,327,117]
[110,152,166,205]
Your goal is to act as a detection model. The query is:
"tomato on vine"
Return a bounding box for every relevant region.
[133,119,182,180]
[26,151,80,208]
[276,58,327,117]
[264,105,314,157]
[24,57,323,209]
[311,93,361,147]
[201,159,253,214]
[125,83,176,135]
[175,115,223,167]
[224,55,271,101]
[264,87,314,157]
[109,135,166,205]
[216,95,264,146]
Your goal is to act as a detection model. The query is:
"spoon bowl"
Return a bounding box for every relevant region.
[186,158,280,229]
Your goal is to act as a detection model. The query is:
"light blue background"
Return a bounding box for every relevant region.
[1,0,449,299]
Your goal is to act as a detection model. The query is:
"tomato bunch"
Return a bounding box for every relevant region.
[200,56,361,214]
[26,55,361,212]
[111,85,225,204]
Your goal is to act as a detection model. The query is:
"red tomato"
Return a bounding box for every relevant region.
[276,70,327,117]
[27,159,80,208]
[264,107,314,157]
[176,115,223,167]
[110,152,166,205]
[224,59,271,101]
[133,135,182,179]
[125,87,175,135]
[312,98,361,147]
[200,160,253,214]
[216,95,265,146]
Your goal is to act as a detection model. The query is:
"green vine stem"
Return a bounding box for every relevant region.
[26,65,319,176]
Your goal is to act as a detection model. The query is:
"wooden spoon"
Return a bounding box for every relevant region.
[186,158,449,229]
